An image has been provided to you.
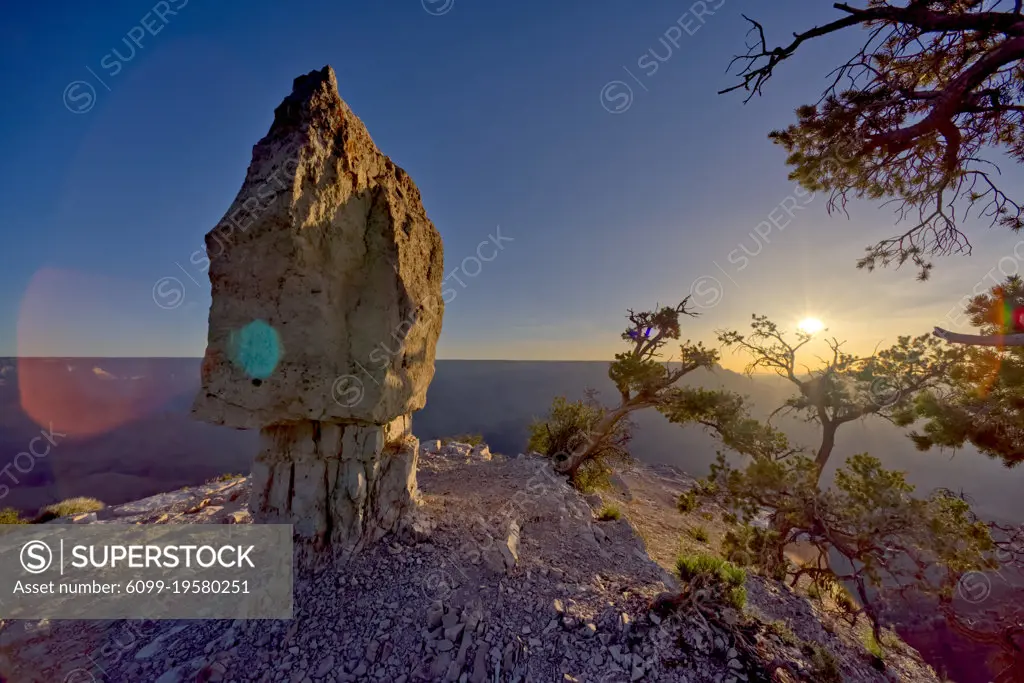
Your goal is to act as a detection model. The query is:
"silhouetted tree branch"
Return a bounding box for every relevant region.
[722,1,1024,279]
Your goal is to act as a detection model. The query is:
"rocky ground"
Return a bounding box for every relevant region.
[0,442,944,682]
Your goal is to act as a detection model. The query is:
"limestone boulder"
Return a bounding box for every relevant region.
[192,66,444,429]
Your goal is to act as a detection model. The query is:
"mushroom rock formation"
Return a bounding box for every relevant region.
[191,66,444,555]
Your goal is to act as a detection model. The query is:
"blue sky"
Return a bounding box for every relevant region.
[2,0,1023,367]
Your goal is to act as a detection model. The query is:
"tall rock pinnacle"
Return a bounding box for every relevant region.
[191,65,444,554]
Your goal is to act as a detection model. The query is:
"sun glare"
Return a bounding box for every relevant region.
[798,317,825,334]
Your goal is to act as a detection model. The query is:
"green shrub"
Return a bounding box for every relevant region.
[597,505,622,521]
[676,491,698,513]
[726,584,748,610]
[574,459,613,493]
[833,585,861,622]
[804,643,842,683]
[689,525,709,542]
[693,479,718,497]
[808,574,860,619]
[0,507,28,524]
[722,511,738,524]
[708,451,995,640]
[34,497,104,523]
[764,620,800,647]
[443,433,485,447]
[836,589,858,612]
[527,397,595,457]
[676,552,726,580]
[721,524,783,575]
[864,631,885,660]
[675,552,747,609]
[700,511,714,521]
[722,527,752,565]
[721,564,746,588]
[526,392,633,491]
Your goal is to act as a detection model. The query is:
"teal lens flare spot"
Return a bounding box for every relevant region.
[228,320,281,380]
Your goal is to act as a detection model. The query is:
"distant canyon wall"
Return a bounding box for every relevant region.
[1,359,1022,525]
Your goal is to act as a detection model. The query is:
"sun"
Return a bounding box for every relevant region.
[798,317,825,334]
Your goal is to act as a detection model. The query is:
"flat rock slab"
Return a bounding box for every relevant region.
[99,479,246,521]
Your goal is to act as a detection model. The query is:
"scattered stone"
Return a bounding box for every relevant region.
[501,520,521,570]
[0,396,949,683]
[483,548,506,575]
[618,612,631,632]
[68,512,98,524]
[314,655,334,678]
[185,498,212,514]
[221,510,249,524]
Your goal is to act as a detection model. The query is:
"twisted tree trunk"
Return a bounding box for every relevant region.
[934,327,1024,347]
[552,402,642,478]
[814,421,838,483]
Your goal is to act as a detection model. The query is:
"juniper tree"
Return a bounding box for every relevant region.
[652,337,995,650]
[717,314,964,482]
[538,298,719,481]
[722,1,1024,280]
[718,6,1024,668]
[707,448,996,643]
[700,313,1021,673]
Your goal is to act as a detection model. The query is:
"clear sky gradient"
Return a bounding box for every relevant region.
[3,0,1023,370]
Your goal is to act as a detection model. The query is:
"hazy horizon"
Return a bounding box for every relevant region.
[3,357,1021,526]
[1,356,795,377]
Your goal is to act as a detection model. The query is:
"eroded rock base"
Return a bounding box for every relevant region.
[249,416,418,559]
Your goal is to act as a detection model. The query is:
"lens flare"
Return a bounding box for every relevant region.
[228,320,281,380]
[1005,303,1024,332]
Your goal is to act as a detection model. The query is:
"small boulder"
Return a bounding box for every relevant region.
[500,520,521,570]
[221,511,250,524]
[608,473,633,501]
